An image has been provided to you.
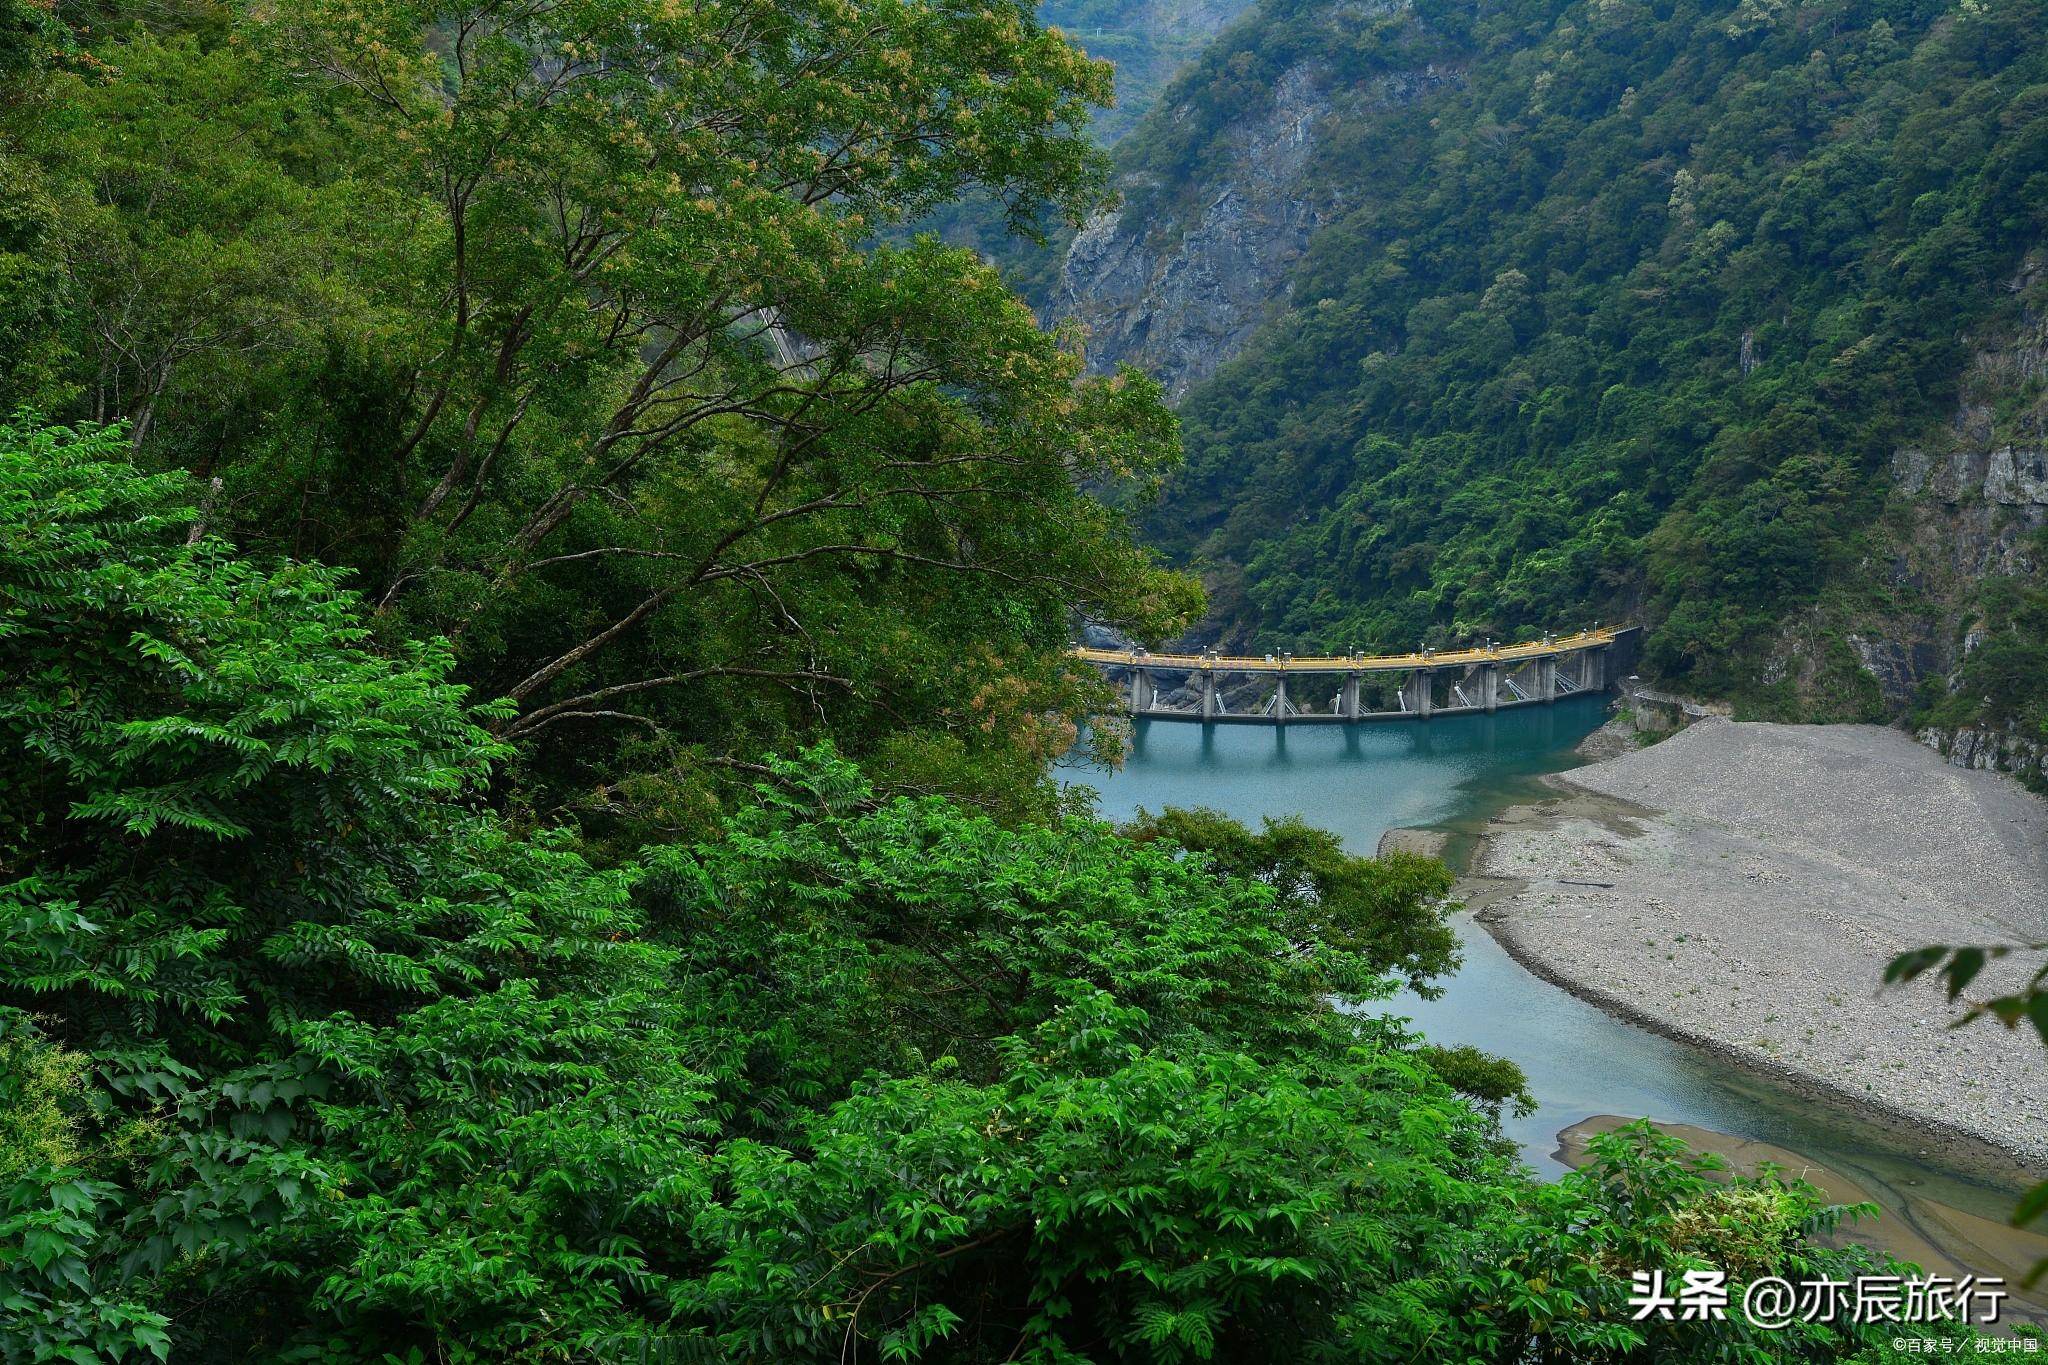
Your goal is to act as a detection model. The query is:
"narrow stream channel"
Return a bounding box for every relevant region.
[1068,700,2045,1306]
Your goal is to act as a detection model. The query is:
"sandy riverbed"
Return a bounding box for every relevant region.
[1468,716,2048,1170]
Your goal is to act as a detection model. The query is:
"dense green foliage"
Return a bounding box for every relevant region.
[1,420,670,1356]
[0,0,1200,841]
[1130,0,2048,709]
[1124,806,1460,996]
[3,0,2033,1350]
[1,422,1982,1361]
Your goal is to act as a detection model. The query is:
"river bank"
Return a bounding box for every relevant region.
[1555,1117,2048,1315]
[1464,714,2048,1172]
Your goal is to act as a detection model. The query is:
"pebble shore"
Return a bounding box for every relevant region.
[1470,716,2048,1171]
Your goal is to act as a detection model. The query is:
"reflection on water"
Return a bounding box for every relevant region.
[1069,705,2043,1294]
[1070,701,1598,849]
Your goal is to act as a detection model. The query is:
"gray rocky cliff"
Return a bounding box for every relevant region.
[1890,430,2048,584]
[1882,257,2047,701]
[1890,253,2048,583]
[1051,63,1334,399]
[1917,723,2046,786]
[1049,31,1462,399]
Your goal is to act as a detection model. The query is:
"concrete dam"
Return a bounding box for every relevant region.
[1072,626,1638,724]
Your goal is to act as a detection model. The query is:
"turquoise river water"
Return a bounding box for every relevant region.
[1066,699,2044,1299]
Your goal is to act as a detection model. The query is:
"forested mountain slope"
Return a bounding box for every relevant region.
[1067,0,2048,726]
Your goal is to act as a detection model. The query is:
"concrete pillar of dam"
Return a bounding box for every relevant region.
[1479,663,1500,713]
[1404,669,1434,718]
[1340,672,1361,720]
[1582,646,1606,692]
[1128,667,1153,713]
[1537,656,1558,702]
[1274,674,1289,724]
[1200,669,1217,720]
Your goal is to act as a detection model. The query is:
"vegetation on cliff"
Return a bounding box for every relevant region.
[911,0,1259,306]
[1123,0,2048,724]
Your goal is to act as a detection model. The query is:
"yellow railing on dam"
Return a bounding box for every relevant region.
[1070,625,1628,674]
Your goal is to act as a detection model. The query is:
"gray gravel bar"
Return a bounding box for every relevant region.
[1473,716,2048,1169]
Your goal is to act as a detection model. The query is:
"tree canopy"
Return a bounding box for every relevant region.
[5,0,1200,837]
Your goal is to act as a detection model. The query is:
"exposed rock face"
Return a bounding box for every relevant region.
[1878,361,2045,711]
[1844,633,1945,710]
[1053,63,1336,399]
[1078,622,1135,650]
[1892,257,2048,583]
[1918,724,2046,787]
[1890,441,2048,581]
[1049,29,1464,400]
